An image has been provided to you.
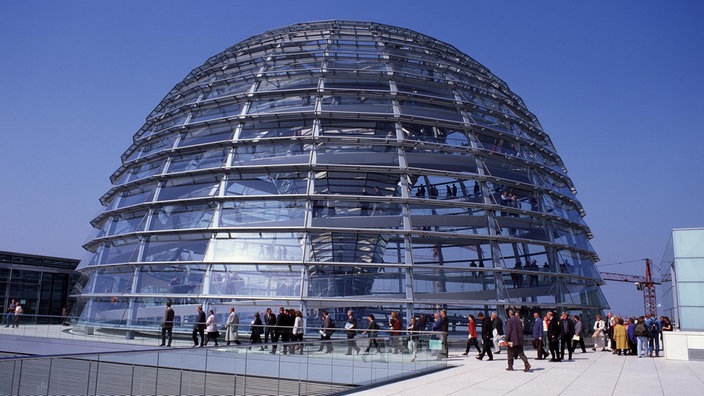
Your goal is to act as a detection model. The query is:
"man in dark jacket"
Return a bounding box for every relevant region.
[532,311,547,359]
[559,312,575,360]
[263,308,277,350]
[160,301,175,347]
[476,312,494,361]
[345,310,361,355]
[547,311,561,361]
[505,310,531,372]
[192,305,206,347]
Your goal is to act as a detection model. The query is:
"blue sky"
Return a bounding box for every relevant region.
[1,1,702,318]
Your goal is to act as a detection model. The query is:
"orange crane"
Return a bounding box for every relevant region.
[599,258,659,317]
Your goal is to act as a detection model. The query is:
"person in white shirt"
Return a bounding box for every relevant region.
[592,314,606,351]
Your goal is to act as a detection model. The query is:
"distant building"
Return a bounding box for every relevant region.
[73,21,608,333]
[1,251,80,323]
[661,228,704,361]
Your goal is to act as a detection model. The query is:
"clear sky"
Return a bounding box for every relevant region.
[1,1,702,318]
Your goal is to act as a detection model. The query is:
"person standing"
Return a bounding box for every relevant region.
[389,311,402,354]
[250,312,264,349]
[532,312,548,359]
[4,299,16,327]
[646,314,661,357]
[225,307,241,346]
[475,312,494,361]
[292,310,304,354]
[345,310,361,355]
[192,305,206,347]
[13,303,23,328]
[263,307,276,350]
[439,309,450,359]
[547,311,561,361]
[505,310,531,372]
[592,314,606,351]
[407,317,421,362]
[613,317,628,355]
[271,307,288,354]
[559,312,574,360]
[462,314,482,356]
[634,316,650,358]
[160,301,175,347]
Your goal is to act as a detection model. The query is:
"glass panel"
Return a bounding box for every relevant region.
[91,266,134,294]
[149,203,214,231]
[115,183,157,209]
[224,171,308,196]
[320,93,393,114]
[247,95,314,114]
[190,102,242,123]
[178,124,235,147]
[205,233,303,263]
[220,200,306,227]
[167,148,228,173]
[157,176,220,201]
[142,234,208,262]
[137,134,178,159]
[208,263,303,297]
[94,238,140,265]
[238,119,314,140]
[103,210,148,237]
[674,258,704,281]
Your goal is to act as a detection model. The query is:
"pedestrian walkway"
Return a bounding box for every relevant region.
[350,347,704,396]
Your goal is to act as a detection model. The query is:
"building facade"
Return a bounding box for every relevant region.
[74,21,608,331]
[1,251,79,324]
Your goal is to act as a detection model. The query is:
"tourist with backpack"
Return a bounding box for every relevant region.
[646,314,661,357]
[633,316,650,358]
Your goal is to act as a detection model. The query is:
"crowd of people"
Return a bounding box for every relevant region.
[156,303,674,368]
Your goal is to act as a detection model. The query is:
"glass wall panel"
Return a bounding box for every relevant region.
[178,124,235,147]
[149,203,214,231]
[91,266,134,294]
[220,199,306,227]
[157,176,220,201]
[209,263,303,297]
[93,238,140,265]
[205,233,304,263]
[673,258,704,281]
[167,148,229,173]
[142,234,208,262]
[224,171,308,196]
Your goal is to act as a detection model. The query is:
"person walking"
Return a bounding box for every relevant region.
[462,314,482,356]
[505,310,531,372]
[319,310,335,353]
[225,307,241,346]
[362,314,381,353]
[491,312,504,354]
[476,312,494,361]
[205,309,219,346]
[160,301,175,347]
[4,299,16,327]
[192,305,206,347]
[572,314,587,353]
[345,310,361,355]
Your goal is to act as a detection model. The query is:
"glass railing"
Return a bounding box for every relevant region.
[0,321,447,395]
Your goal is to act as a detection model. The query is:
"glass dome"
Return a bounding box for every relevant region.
[74,20,608,331]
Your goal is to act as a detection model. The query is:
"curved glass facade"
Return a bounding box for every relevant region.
[75,21,607,330]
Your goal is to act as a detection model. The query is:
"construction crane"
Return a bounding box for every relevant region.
[599,258,660,317]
